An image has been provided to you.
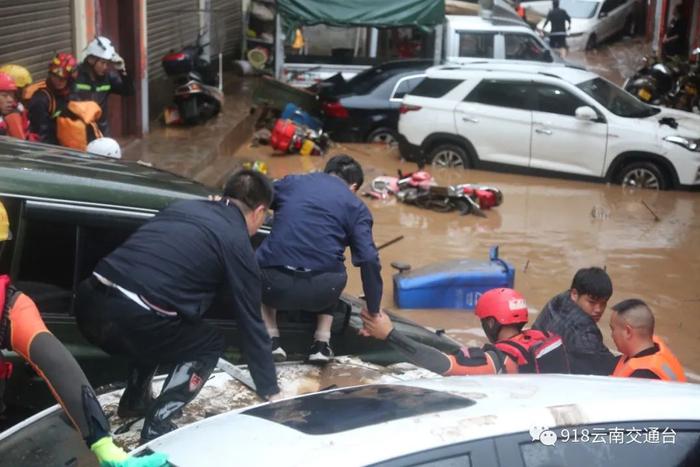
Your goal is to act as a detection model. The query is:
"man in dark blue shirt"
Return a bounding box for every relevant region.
[74,170,280,443]
[256,155,383,362]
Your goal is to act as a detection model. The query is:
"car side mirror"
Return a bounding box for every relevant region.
[575,106,598,121]
[599,11,608,18]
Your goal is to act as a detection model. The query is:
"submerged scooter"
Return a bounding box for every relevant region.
[365,169,503,217]
[161,33,223,125]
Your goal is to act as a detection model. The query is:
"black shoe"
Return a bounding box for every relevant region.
[308,340,334,363]
[271,337,287,362]
[118,365,157,418]
[140,358,216,443]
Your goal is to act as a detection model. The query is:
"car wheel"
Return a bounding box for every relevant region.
[367,127,398,146]
[619,162,668,190]
[585,34,597,51]
[429,144,470,169]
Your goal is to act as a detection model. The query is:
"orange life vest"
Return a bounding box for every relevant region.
[56,100,103,150]
[612,336,687,382]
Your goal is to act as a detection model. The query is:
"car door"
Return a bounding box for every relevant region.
[597,0,621,41]
[494,421,700,467]
[455,78,533,167]
[529,82,608,176]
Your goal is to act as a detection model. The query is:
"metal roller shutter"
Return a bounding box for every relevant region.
[147,0,201,82]
[0,0,73,80]
[211,0,243,59]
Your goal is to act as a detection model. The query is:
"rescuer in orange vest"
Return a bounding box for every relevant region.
[610,298,686,382]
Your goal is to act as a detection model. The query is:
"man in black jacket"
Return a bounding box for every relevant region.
[74,170,280,443]
[533,267,618,375]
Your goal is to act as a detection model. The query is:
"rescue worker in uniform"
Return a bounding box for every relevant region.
[0,64,33,103]
[27,53,78,145]
[0,201,167,467]
[609,298,686,382]
[0,72,32,140]
[72,36,134,136]
[361,288,569,375]
[74,170,280,443]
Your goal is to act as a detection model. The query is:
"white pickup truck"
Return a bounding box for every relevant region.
[281,13,557,88]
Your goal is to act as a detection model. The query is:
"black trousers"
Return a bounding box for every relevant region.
[74,278,225,368]
[260,267,347,315]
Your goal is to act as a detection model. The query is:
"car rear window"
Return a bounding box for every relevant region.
[410,78,463,98]
[243,384,476,435]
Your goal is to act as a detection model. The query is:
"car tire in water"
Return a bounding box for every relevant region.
[429,144,470,169]
[586,34,597,51]
[367,127,398,146]
[619,161,668,190]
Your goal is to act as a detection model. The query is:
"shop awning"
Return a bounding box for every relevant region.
[277,0,445,30]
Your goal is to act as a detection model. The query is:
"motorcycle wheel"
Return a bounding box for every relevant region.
[179,97,200,125]
[453,199,472,216]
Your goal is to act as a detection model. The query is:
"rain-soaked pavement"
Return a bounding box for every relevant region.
[234,142,700,381]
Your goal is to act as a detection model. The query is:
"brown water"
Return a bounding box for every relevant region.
[236,142,700,380]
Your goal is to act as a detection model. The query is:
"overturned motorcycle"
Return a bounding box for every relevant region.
[365,170,503,217]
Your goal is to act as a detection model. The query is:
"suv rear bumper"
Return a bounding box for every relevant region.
[397,133,423,163]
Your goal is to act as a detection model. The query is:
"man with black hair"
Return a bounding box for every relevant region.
[256,154,383,362]
[75,169,280,443]
[543,0,571,56]
[610,298,686,381]
[533,267,618,375]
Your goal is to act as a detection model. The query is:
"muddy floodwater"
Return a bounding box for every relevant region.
[236,142,700,380]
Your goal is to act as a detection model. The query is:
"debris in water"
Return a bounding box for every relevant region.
[641,200,660,222]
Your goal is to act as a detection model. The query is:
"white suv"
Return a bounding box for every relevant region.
[397,62,700,189]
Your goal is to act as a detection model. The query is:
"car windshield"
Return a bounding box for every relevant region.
[577,77,661,118]
[559,0,599,18]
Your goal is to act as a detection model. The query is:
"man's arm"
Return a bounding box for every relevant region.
[567,327,619,375]
[361,310,452,374]
[28,92,55,144]
[223,245,279,397]
[543,11,551,29]
[108,70,135,97]
[349,206,383,314]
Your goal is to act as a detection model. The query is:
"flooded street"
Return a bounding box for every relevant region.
[236,143,700,379]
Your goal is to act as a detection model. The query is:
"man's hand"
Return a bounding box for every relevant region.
[360,309,394,340]
[111,53,126,74]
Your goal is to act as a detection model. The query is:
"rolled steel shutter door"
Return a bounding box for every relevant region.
[147,0,200,82]
[0,0,74,80]
[212,0,243,59]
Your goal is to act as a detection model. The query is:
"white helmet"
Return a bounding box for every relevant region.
[87,137,122,159]
[84,36,117,61]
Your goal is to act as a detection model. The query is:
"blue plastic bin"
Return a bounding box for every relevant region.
[393,246,515,310]
[280,103,322,132]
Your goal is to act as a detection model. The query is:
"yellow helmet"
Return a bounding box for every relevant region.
[0,64,32,88]
[0,201,10,242]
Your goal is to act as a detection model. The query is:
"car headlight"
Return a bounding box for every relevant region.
[664,135,700,152]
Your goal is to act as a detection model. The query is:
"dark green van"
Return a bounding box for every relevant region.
[0,137,458,420]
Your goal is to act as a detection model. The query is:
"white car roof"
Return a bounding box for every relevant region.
[447,14,533,32]
[138,375,700,466]
[426,61,599,85]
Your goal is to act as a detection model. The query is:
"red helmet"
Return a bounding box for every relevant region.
[48,53,78,80]
[0,72,17,92]
[475,288,528,325]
